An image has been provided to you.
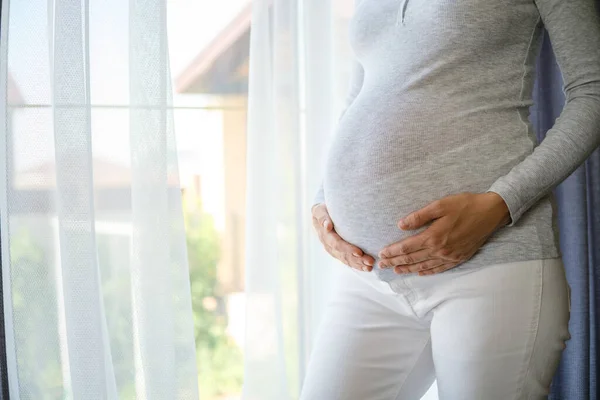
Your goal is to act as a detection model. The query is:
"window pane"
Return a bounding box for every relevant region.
[168,1,250,398]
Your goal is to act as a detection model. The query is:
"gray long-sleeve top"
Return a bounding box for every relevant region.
[314,0,600,281]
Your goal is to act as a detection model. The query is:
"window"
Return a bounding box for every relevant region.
[168,1,251,398]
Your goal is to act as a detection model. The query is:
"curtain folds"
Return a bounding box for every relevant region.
[0,0,198,398]
[243,0,354,398]
[0,0,11,398]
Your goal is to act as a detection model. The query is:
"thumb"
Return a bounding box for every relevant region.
[313,204,334,232]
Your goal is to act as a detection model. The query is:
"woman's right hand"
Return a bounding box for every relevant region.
[311,203,375,272]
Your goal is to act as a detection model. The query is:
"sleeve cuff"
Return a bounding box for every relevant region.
[486,179,524,227]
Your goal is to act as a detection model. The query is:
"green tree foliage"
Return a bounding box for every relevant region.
[7,199,244,399]
[10,226,64,399]
[184,199,244,399]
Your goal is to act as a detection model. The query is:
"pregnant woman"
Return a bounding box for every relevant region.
[301,0,600,399]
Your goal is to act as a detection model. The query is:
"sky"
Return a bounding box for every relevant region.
[6,0,250,228]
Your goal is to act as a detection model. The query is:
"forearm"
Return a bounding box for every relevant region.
[488,88,600,225]
[488,0,600,226]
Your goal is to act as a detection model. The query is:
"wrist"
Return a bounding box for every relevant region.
[483,192,511,228]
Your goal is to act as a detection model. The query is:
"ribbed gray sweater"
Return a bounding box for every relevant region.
[314,0,600,282]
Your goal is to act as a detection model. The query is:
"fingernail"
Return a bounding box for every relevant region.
[379,262,387,268]
[363,260,373,266]
[352,252,360,257]
[398,219,407,229]
[323,220,330,229]
[362,266,370,272]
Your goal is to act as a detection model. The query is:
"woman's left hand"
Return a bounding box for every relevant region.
[378,192,512,276]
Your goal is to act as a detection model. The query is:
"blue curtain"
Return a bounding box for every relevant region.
[531,24,600,400]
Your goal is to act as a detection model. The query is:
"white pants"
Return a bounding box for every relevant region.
[300,258,571,400]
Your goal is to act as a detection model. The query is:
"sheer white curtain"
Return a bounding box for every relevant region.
[244,1,440,399]
[243,0,358,398]
[0,0,198,398]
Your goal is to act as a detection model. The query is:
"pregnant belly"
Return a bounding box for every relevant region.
[322,101,528,258]
[324,165,454,259]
